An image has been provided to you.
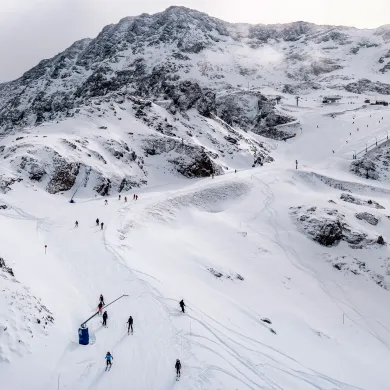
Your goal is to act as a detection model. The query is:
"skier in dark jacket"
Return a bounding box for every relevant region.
[99,294,105,306]
[101,222,104,230]
[75,221,78,228]
[102,311,108,327]
[96,218,99,226]
[98,302,103,315]
[179,299,185,313]
[127,316,133,334]
[105,352,113,367]
[175,359,181,377]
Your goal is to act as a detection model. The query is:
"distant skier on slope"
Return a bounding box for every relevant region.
[127,316,133,334]
[102,311,108,327]
[101,222,104,230]
[105,352,113,368]
[99,294,105,306]
[119,194,121,201]
[179,299,185,313]
[96,218,99,226]
[75,221,78,228]
[98,302,103,315]
[175,359,181,378]
[105,200,108,205]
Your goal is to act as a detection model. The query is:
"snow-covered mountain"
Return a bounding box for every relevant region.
[2,6,390,390]
[1,5,390,134]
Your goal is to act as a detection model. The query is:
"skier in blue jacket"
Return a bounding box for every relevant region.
[105,352,113,368]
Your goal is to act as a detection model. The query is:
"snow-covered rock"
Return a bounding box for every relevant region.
[355,212,379,225]
[290,205,376,248]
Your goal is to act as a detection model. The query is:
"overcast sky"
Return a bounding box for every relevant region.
[0,0,389,82]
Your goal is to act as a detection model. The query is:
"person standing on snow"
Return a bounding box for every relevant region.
[127,316,133,334]
[102,311,108,327]
[175,359,181,378]
[118,194,121,201]
[124,196,127,203]
[295,160,298,170]
[104,200,108,205]
[96,218,99,226]
[98,302,103,315]
[105,352,113,368]
[75,221,79,228]
[179,299,185,313]
[133,194,136,200]
[99,294,105,306]
[101,222,104,230]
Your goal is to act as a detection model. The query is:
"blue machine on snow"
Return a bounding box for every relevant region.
[78,326,89,345]
[78,295,129,345]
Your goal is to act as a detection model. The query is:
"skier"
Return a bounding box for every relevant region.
[96,218,100,226]
[99,294,105,306]
[105,352,113,369]
[101,222,104,230]
[179,299,185,313]
[102,311,108,327]
[127,315,133,334]
[124,196,127,203]
[136,195,138,201]
[98,302,103,315]
[118,194,121,201]
[295,160,298,170]
[133,194,136,200]
[75,221,78,228]
[105,200,108,205]
[175,359,181,379]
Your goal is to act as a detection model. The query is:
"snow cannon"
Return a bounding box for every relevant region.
[78,326,89,345]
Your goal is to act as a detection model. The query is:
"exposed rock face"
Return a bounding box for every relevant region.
[142,137,221,177]
[216,91,294,140]
[344,79,390,95]
[0,257,14,276]
[355,212,379,226]
[290,206,376,248]
[46,158,80,194]
[340,193,385,209]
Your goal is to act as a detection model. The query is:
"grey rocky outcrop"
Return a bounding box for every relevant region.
[340,193,385,209]
[290,206,376,248]
[355,212,379,225]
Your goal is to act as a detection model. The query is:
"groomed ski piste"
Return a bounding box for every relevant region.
[1,93,390,390]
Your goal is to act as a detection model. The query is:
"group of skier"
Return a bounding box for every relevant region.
[96,218,104,230]
[76,195,184,378]
[104,194,139,205]
[99,294,185,378]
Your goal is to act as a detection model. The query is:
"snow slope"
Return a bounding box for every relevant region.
[1,91,390,390]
